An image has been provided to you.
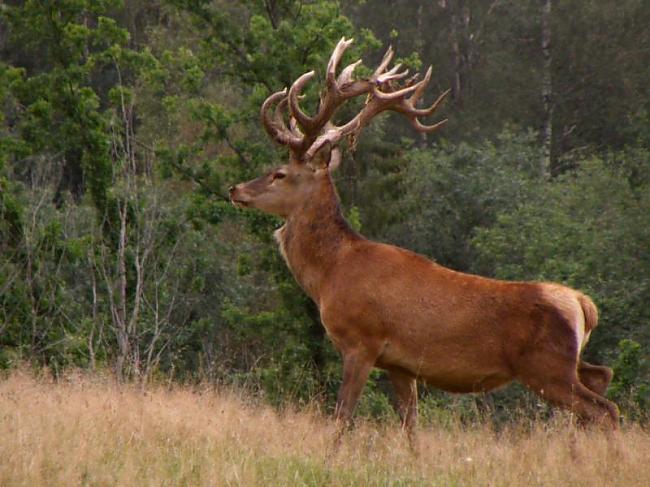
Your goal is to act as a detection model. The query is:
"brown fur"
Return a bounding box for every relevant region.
[230,39,618,444]
[230,169,620,440]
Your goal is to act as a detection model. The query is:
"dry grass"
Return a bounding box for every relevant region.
[0,371,648,486]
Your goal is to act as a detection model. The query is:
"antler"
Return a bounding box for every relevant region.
[260,37,449,162]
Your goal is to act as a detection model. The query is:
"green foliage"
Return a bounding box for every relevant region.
[346,205,363,232]
[387,129,540,271]
[0,0,649,421]
[609,339,649,421]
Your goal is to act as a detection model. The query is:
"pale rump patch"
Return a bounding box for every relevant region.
[540,285,587,354]
[575,314,587,352]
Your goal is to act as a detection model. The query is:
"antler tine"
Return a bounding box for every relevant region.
[305,130,340,160]
[391,79,449,133]
[410,66,433,105]
[260,88,302,148]
[289,115,301,135]
[372,82,420,100]
[288,71,317,133]
[376,64,410,84]
[275,97,302,137]
[337,59,362,86]
[408,88,451,118]
[374,45,395,77]
[261,88,286,115]
[410,117,448,133]
[327,37,354,86]
[404,72,420,87]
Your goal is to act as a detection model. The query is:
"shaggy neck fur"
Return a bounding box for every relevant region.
[274,173,361,301]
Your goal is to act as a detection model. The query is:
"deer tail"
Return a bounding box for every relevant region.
[577,293,598,351]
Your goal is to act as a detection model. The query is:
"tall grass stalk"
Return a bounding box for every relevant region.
[0,370,648,486]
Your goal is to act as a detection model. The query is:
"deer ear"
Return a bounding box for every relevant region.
[310,142,341,172]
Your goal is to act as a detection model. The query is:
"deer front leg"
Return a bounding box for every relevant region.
[335,350,374,423]
[332,349,375,447]
[388,368,419,454]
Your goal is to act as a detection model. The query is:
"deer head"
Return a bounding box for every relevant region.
[229,37,449,218]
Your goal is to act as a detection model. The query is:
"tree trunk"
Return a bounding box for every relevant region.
[440,0,475,106]
[416,2,428,148]
[53,149,84,208]
[541,0,553,178]
[448,0,464,105]
[115,200,130,382]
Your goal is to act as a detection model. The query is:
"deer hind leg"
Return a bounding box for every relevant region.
[388,368,419,453]
[578,361,613,397]
[520,364,619,429]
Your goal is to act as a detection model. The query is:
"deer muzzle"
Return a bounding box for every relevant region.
[229,184,251,208]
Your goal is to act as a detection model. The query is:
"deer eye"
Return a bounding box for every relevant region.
[272,171,286,181]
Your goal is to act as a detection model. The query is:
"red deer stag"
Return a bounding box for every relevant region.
[229,38,620,443]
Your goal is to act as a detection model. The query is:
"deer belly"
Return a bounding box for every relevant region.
[377,340,512,393]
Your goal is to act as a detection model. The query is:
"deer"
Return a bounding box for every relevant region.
[229,38,620,447]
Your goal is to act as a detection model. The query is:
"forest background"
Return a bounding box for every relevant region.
[1,0,648,423]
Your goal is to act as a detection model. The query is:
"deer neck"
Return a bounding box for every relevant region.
[274,175,360,302]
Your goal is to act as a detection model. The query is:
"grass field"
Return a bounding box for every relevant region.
[0,371,648,486]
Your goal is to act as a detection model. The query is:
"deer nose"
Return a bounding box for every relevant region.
[228,185,236,195]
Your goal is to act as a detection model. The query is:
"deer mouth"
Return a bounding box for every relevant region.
[231,198,250,208]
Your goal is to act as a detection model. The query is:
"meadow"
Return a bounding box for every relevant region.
[0,371,648,486]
